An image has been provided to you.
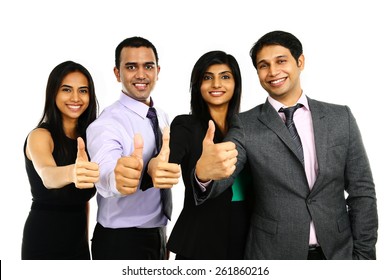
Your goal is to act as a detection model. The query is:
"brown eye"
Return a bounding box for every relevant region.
[145,64,155,70]
[61,87,72,93]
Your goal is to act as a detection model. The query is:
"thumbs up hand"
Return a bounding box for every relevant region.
[195,120,237,182]
[147,127,181,189]
[74,137,100,189]
[115,133,144,195]
[158,126,171,162]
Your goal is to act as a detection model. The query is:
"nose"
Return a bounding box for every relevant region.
[268,63,280,77]
[135,68,146,79]
[71,91,80,102]
[212,77,222,88]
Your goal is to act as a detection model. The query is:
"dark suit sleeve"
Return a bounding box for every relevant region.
[168,116,192,164]
[193,114,246,205]
[344,106,378,259]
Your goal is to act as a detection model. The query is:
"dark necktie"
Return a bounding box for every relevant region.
[146,107,172,220]
[147,107,162,151]
[279,104,304,164]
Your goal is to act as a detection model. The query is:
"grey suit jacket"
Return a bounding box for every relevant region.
[195,97,378,259]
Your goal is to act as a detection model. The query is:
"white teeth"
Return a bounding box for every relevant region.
[68,105,81,109]
[210,91,224,96]
[270,78,285,84]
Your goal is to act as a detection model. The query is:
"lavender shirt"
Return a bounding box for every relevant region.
[268,94,319,245]
[87,92,169,229]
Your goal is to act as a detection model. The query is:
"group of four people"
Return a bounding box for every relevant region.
[21,30,378,260]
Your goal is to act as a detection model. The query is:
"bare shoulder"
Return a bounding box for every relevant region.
[28,127,52,143]
[26,128,54,160]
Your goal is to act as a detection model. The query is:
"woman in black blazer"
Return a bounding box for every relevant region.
[167,51,252,259]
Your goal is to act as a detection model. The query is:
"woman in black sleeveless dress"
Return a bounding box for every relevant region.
[22,61,99,259]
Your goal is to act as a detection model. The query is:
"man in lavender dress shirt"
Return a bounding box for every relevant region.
[87,37,177,259]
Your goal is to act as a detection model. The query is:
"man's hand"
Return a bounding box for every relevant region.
[195,120,237,182]
[114,133,144,195]
[147,127,181,188]
[74,137,100,189]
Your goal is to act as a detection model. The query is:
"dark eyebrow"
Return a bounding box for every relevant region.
[60,85,88,89]
[256,60,267,66]
[124,61,156,66]
[204,70,232,75]
[257,55,288,66]
[218,71,232,75]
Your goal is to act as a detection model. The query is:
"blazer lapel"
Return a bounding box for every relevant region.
[257,100,305,166]
[308,98,328,194]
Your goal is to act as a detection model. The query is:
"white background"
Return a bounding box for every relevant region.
[0,0,389,279]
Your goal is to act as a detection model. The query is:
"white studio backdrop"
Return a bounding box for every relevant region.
[0,0,388,279]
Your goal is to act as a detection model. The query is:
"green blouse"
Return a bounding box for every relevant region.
[231,166,251,201]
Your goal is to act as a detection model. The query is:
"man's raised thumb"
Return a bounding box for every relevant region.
[159,127,170,162]
[131,133,144,159]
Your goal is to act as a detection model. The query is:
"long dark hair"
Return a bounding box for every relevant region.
[37,60,99,159]
[190,50,242,131]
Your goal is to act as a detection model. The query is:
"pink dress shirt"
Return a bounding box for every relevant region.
[268,94,319,246]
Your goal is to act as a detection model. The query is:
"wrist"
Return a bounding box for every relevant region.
[195,165,209,183]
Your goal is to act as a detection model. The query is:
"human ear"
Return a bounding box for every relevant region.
[113,67,121,82]
[297,54,305,69]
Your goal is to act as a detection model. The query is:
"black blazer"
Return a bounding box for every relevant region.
[167,115,236,259]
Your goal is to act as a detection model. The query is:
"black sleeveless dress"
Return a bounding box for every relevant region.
[22,125,96,259]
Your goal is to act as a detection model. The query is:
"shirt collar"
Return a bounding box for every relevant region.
[118,91,154,119]
[267,93,310,112]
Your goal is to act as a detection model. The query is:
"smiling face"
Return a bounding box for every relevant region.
[200,63,235,111]
[55,71,90,125]
[114,46,160,105]
[256,44,304,106]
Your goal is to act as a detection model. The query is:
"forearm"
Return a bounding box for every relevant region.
[347,179,377,259]
[88,140,123,198]
[192,168,235,205]
[95,165,122,198]
[350,197,378,259]
[39,164,75,189]
[346,106,378,259]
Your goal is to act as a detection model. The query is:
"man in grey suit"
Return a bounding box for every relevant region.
[194,30,378,259]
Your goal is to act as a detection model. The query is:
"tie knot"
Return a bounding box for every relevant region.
[147,107,157,120]
[279,103,303,121]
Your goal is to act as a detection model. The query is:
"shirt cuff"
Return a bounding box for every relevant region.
[109,172,123,197]
[194,173,211,192]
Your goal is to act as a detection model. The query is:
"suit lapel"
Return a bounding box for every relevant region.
[258,100,305,166]
[307,98,328,194]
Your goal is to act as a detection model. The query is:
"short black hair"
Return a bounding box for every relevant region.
[115,36,159,69]
[250,30,303,68]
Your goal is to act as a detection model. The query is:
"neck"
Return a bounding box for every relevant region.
[209,106,228,136]
[62,119,78,139]
[273,90,303,107]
